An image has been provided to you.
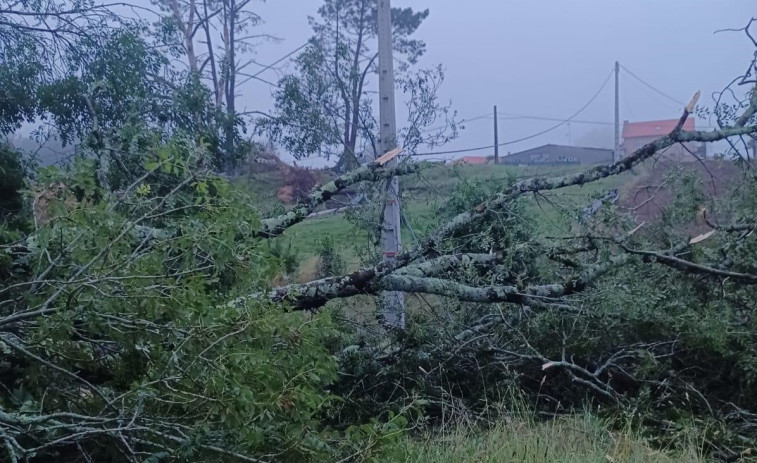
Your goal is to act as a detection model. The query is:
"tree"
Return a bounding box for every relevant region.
[153,0,271,173]
[0,0,122,135]
[0,133,350,462]
[259,0,458,171]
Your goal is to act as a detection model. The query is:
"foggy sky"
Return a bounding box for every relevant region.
[32,1,754,165]
[242,1,753,165]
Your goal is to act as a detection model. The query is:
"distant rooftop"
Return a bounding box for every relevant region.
[622,119,695,139]
[454,156,489,165]
[503,144,612,165]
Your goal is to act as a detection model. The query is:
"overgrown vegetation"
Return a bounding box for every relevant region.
[390,413,708,463]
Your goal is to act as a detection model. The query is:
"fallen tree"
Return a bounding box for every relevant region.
[2,21,757,463]
[266,89,757,311]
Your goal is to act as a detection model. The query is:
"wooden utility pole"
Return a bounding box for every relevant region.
[377,0,404,329]
[614,61,620,163]
[493,105,499,164]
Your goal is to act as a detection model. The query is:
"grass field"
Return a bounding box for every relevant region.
[388,414,706,463]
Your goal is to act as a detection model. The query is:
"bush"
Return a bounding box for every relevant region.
[287,165,318,202]
[0,144,24,218]
[317,235,345,278]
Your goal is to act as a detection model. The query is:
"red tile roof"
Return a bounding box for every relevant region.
[456,156,489,165]
[622,119,695,139]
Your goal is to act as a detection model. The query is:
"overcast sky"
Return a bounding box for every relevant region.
[232,1,753,165]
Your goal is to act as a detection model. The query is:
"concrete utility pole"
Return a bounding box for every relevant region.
[377,0,404,329]
[614,61,620,163]
[493,105,499,164]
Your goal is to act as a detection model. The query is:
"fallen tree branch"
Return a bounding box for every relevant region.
[261,253,628,311]
[257,159,428,237]
[416,91,756,257]
[620,245,757,284]
[392,253,503,278]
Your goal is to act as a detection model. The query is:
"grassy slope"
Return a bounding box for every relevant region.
[388,414,705,463]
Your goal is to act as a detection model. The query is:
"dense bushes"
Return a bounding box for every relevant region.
[0,137,401,462]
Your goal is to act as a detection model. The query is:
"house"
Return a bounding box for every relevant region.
[451,156,490,165]
[621,119,704,161]
[502,144,613,166]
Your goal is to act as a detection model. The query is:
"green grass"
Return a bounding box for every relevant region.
[282,215,367,273]
[234,171,289,214]
[387,414,706,463]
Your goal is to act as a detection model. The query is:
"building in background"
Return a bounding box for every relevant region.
[621,119,705,160]
[502,144,613,166]
[450,156,490,165]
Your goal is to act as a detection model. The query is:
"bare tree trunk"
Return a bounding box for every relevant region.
[166,0,198,73]
[347,0,367,159]
[201,0,221,107]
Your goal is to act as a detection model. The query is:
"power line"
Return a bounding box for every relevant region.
[417,112,494,133]
[461,113,495,123]
[424,113,613,132]
[238,72,281,88]
[251,40,311,79]
[238,40,311,87]
[623,73,681,112]
[620,65,686,107]
[412,68,615,157]
[499,114,612,126]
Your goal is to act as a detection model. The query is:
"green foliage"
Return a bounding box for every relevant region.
[0,145,25,218]
[0,136,392,462]
[316,236,346,278]
[0,39,42,134]
[1,9,237,172]
[0,0,124,135]
[38,29,167,143]
[267,238,300,276]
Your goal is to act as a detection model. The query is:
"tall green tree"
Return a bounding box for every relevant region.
[0,0,231,174]
[259,0,457,171]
